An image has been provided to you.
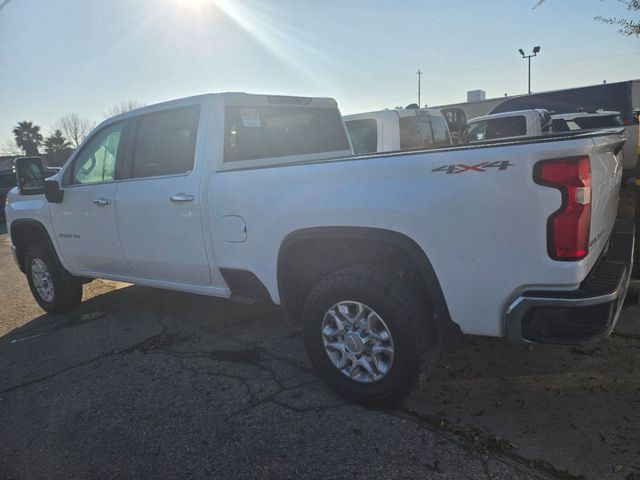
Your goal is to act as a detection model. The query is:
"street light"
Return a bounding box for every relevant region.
[518,46,541,94]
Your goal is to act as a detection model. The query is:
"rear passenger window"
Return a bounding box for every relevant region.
[131,106,199,179]
[399,116,434,150]
[430,115,452,147]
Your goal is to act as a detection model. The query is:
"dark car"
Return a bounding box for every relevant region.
[0,170,17,221]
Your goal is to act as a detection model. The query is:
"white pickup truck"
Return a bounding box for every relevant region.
[6,93,633,403]
[466,109,553,143]
[344,108,452,154]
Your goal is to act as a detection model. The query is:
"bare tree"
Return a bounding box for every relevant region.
[595,0,640,36]
[55,114,96,149]
[104,99,146,118]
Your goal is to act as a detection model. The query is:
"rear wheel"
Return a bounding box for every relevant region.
[302,265,436,403]
[24,241,83,314]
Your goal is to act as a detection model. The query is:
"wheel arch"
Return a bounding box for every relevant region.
[10,219,58,273]
[277,226,461,346]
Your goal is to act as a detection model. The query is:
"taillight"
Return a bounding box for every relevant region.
[534,156,591,261]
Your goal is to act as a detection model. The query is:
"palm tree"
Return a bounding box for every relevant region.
[12,121,43,155]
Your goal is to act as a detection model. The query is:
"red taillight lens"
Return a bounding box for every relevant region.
[534,156,591,260]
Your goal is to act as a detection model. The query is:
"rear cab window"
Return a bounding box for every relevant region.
[399,113,451,150]
[467,116,527,142]
[223,104,351,164]
[573,115,624,129]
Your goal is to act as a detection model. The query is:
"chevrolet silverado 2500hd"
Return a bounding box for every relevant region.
[6,93,633,402]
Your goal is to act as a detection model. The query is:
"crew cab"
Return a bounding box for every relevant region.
[466,109,553,143]
[344,108,451,154]
[6,93,633,403]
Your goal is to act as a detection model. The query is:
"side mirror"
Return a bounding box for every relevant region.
[14,156,45,196]
[44,178,64,203]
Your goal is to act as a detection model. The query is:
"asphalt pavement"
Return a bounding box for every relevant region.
[1,221,639,480]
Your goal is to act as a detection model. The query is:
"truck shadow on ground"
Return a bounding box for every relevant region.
[1,283,639,479]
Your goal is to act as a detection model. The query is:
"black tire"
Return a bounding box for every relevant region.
[24,240,83,314]
[302,265,436,404]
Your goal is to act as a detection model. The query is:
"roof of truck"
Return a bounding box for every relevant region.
[106,93,339,123]
[344,108,445,122]
[551,111,621,120]
[467,109,549,124]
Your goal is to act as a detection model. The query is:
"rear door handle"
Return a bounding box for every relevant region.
[170,194,195,202]
[93,198,111,206]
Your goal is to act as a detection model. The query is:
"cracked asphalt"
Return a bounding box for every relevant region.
[1,221,640,480]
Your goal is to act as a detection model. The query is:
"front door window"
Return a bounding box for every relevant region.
[67,123,124,186]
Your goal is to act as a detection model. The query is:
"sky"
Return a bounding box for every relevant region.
[1,0,639,152]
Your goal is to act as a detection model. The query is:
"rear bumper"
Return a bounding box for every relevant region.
[505,218,634,345]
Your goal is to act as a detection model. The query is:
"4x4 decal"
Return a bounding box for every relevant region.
[432,161,514,174]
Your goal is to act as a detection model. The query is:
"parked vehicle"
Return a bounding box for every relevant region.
[486,81,639,172]
[440,107,467,144]
[344,107,451,154]
[466,109,552,143]
[551,111,624,132]
[0,169,17,220]
[6,93,633,403]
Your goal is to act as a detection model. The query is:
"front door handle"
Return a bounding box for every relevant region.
[93,197,111,207]
[170,193,195,202]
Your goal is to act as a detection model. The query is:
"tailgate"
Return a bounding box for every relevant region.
[588,132,626,259]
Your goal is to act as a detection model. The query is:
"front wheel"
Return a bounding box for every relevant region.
[302,266,436,403]
[24,241,83,314]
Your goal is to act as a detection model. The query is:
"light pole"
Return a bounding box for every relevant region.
[417,69,422,107]
[518,46,540,94]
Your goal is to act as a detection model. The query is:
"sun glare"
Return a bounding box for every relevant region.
[167,0,352,92]
[173,0,212,13]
